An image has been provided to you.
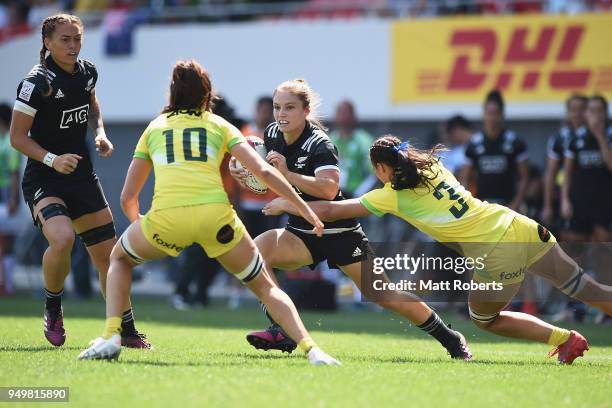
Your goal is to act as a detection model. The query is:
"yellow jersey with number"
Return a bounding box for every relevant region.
[134,110,245,210]
[360,161,515,243]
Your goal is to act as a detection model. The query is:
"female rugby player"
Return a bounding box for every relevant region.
[231,79,471,360]
[10,14,148,348]
[265,135,612,364]
[78,60,339,365]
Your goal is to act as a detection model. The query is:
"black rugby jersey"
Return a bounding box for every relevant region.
[565,125,612,201]
[14,56,98,184]
[464,129,528,202]
[547,125,575,168]
[264,121,358,232]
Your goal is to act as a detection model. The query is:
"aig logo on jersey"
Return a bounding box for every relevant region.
[60,104,89,129]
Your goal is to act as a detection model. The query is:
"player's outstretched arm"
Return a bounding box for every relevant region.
[120,158,152,222]
[231,142,323,236]
[263,197,370,222]
[10,110,82,175]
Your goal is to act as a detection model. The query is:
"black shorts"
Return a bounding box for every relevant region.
[286,225,372,270]
[22,177,109,226]
[566,198,612,234]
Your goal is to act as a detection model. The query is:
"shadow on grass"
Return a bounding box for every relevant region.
[114,353,304,368]
[0,345,82,352]
[2,294,611,347]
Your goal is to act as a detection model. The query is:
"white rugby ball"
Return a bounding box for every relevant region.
[235,135,269,195]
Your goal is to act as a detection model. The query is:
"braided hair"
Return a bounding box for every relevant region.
[39,14,83,97]
[369,135,444,190]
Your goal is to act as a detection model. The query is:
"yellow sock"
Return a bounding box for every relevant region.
[102,317,122,339]
[547,327,571,346]
[298,337,317,353]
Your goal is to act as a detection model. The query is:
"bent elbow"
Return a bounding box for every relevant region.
[9,132,22,151]
[119,193,132,211]
[324,185,339,201]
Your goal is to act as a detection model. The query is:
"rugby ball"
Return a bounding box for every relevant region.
[234,135,269,195]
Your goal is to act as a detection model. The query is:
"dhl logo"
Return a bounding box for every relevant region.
[418,26,612,93]
[391,14,612,103]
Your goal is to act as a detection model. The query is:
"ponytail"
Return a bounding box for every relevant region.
[39,44,52,96]
[370,135,443,190]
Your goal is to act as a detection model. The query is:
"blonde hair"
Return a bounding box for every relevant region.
[273,78,326,130]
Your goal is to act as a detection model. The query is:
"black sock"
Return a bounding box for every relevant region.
[260,302,278,325]
[260,302,284,330]
[121,309,136,335]
[44,288,63,312]
[417,312,458,349]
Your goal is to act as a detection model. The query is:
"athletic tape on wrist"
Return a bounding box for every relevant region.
[43,152,57,168]
[96,127,106,138]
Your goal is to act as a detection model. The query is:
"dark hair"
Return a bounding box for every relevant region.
[40,14,83,97]
[162,59,215,114]
[0,103,12,127]
[369,135,443,190]
[588,94,609,119]
[446,114,472,133]
[337,99,355,115]
[256,96,273,109]
[484,89,505,113]
[565,93,588,110]
[212,94,245,129]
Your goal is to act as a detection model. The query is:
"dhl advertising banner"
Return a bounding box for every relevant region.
[391,13,612,104]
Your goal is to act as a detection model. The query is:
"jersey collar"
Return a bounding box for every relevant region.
[283,121,313,151]
[46,55,82,76]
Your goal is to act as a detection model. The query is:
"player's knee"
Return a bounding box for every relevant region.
[78,222,116,247]
[48,227,75,252]
[115,233,146,265]
[234,251,264,284]
[468,306,500,329]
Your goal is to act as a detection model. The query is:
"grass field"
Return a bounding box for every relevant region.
[1,295,610,408]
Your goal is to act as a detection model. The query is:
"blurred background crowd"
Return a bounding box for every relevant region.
[2,0,612,44]
[0,0,610,326]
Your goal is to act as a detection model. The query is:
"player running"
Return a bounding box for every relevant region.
[264,135,612,364]
[10,14,149,348]
[78,60,339,365]
[230,79,471,360]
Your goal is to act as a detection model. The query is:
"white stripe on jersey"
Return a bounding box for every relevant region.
[28,65,56,79]
[302,134,326,152]
[314,165,340,174]
[14,100,37,117]
[267,124,279,139]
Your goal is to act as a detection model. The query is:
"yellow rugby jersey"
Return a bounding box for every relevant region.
[134,110,245,210]
[360,161,515,243]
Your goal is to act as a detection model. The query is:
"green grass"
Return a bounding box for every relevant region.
[0,295,610,408]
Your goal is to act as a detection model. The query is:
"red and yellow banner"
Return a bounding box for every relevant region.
[391,13,612,103]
